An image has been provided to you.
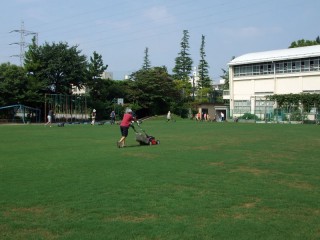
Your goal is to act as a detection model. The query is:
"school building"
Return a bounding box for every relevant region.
[226,45,320,119]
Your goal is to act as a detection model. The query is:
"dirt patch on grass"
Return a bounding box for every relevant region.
[4,206,45,218]
[105,214,157,223]
[209,161,224,166]
[231,166,270,176]
[173,215,187,222]
[244,151,296,163]
[0,222,58,240]
[233,213,247,219]
[17,228,58,240]
[240,198,261,209]
[277,180,314,190]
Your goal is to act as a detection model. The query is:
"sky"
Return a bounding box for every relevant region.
[1,0,319,81]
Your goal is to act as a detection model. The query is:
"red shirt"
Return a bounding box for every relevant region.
[120,113,134,127]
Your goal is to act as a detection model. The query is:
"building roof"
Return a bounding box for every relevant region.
[229,45,320,66]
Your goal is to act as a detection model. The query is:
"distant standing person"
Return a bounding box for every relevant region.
[167,111,171,122]
[110,110,116,124]
[45,109,53,127]
[221,112,225,122]
[91,109,96,125]
[117,108,137,148]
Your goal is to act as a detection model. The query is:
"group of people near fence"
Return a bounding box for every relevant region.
[195,112,212,121]
[194,112,225,122]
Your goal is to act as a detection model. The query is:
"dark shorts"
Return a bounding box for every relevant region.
[120,126,129,137]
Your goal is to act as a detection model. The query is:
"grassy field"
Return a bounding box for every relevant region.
[0,119,319,240]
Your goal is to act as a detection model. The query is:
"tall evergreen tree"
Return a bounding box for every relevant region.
[87,51,108,101]
[198,35,211,88]
[173,30,193,81]
[142,47,151,70]
[88,51,108,81]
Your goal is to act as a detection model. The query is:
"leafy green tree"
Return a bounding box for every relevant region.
[24,39,88,95]
[195,87,212,103]
[0,63,27,106]
[289,36,320,48]
[268,93,320,112]
[198,35,211,88]
[173,30,193,81]
[86,79,126,119]
[142,47,151,70]
[129,66,180,115]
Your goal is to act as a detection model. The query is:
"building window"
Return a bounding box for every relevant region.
[234,100,250,114]
[255,100,274,114]
[233,57,320,77]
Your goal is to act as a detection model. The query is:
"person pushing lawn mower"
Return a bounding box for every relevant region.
[117,108,138,148]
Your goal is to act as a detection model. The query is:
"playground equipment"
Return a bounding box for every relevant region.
[0,104,41,123]
[44,94,89,123]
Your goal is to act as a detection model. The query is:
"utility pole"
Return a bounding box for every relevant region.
[10,21,38,66]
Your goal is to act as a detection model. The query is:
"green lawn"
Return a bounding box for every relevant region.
[0,120,319,240]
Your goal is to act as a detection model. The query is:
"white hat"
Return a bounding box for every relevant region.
[125,108,132,113]
[93,109,96,112]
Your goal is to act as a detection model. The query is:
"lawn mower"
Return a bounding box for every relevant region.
[131,122,160,146]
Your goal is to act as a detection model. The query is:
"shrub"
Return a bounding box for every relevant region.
[239,113,259,120]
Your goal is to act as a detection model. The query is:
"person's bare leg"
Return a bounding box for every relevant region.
[118,136,126,147]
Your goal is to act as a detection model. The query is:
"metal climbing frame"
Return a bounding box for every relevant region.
[44,94,89,123]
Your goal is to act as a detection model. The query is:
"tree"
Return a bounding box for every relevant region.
[220,68,229,90]
[24,39,88,95]
[221,56,235,90]
[289,36,320,48]
[87,51,108,104]
[198,35,211,88]
[172,30,193,81]
[142,47,151,70]
[0,63,27,106]
[129,66,180,115]
[88,51,108,81]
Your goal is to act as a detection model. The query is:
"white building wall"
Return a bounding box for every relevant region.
[301,75,320,91]
[254,78,274,93]
[276,76,302,94]
[233,80,254,98]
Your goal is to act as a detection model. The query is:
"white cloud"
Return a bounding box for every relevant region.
[143,6,175,24]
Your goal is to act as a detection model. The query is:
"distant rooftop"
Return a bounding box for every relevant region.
[229,45,320,66]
